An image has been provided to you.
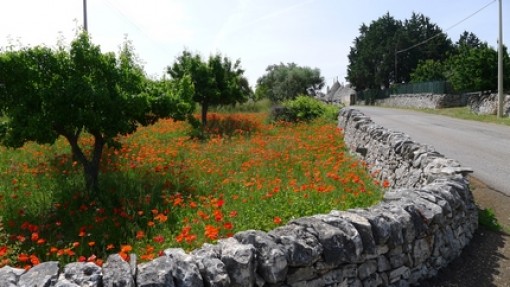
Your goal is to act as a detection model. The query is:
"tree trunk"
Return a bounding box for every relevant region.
[62,130,104,193]
[201,102,209,126]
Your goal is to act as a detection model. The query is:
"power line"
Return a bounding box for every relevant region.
[396,0,496,54]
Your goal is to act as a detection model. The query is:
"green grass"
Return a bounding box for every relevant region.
[209,98,272,113]
[405,106,510,126]
[478,208,503,232]
[0,112,383,268]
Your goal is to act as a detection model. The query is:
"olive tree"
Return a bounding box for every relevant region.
[256,63,324,103]
[0,33,194,192]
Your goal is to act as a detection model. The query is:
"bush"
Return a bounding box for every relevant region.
[270,95,339,123]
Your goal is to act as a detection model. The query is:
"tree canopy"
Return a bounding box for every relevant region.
[347,12,453,89]
[0,32,194,191]
[256,63,324,103]
[167,50,252,126]
[411,31,510,92]
[447,42,510,92]
[410,59,446,82]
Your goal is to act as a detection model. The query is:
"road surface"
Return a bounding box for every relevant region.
[354,106,510,197]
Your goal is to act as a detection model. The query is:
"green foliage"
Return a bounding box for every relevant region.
[478,208,502,232]
[347,12,453,89]
[446,43,510,92]
[411,60,446,82]
[143,76,196,122]
[0,32,193,191]
[0,217,21,267]
[409,32,510,93]
[322,104,342,122]
[256,63,324,103]
[167,50,252,126]
[210,98,272,114]
[457,31,482,49]
[271,95,338,123]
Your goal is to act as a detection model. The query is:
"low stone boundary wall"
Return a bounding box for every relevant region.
[468,92,510,116]
[0,108,478,287]
[375,94,468,109]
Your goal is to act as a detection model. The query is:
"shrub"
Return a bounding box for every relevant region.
[270,95,339,123]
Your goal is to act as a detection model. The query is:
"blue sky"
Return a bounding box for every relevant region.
[1,0,507,88]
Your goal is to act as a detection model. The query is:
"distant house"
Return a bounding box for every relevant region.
[319,79,356,106]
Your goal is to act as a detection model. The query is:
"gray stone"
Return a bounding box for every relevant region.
[469,93,510,115]
[269,225,323,267]
[290,216,359,266]
[163,248,204,287]
[19,261,59,287]
[322,268,344,285]
[389,253,406,269]
[357,260,377,280]
[351,210,391,245]
[377,255,391,272]
[192,244,230,287]
[234,230,288,284]
[0,266,25,287]
[289,277,325,287]
[219,237,256,287]
[54,279,79,287]
[413,237,433,266]
[286,267,316,284]
[389,266,410,283]
[362,273,383,287]
[57,262,102,287]
[196,257,230,287]
[329,210,377,257]
[340,263,357,278]
[102,254,135,287]
[136,256,175,287]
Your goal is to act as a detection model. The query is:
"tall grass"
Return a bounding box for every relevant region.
[0,112,383,269]
[209,99,272,114]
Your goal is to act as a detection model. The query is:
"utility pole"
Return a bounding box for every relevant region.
[395,48,398,84]
[83,0,88,32]
[497,0,504,117]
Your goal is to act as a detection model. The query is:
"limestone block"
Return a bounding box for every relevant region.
[102,254,135,287]
[57,262,102,287]
[17,261,59,287]
[219,237,256,287]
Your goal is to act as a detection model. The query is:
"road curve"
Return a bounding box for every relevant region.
[353,106,510,197]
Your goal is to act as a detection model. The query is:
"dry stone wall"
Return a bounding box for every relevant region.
[375,94,468,109]
[0,108,478,287]
[468,92,510,116]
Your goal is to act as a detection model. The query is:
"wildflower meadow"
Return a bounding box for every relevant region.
[0,112,384,269]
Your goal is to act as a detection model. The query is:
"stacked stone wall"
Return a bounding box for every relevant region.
[468,92,510,116]
[375,94,468,109]
[0,108,478,287]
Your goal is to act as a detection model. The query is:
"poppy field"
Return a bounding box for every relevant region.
[0,112,384,269]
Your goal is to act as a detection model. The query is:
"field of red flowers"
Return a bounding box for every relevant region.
[0,112,383,269]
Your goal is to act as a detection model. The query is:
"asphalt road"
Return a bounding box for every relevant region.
[354,106,510,197]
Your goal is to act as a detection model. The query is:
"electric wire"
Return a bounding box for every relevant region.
[396,0,496,54]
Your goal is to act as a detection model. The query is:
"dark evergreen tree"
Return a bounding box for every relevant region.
[347,12,453,89]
